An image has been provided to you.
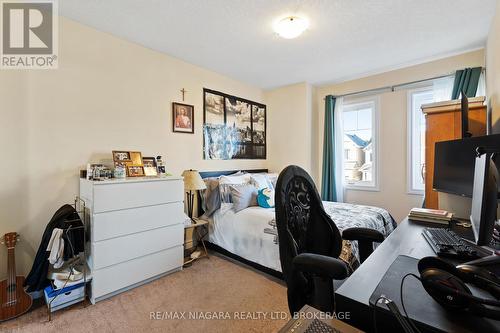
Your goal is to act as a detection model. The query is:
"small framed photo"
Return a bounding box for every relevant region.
[129,151,143,165]
[127,165,145,177]
[173,102,194,133]
[142,157,158,176]
[112,151,131,163]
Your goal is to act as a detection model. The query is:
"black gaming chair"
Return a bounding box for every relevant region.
[275,165,384,315]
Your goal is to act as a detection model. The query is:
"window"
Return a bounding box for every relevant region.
[407,87,433,194]
[342,97,378,190]
[407,76,455,195]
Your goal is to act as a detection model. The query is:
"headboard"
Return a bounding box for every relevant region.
[197,169,269,216]
[199,169,268,179]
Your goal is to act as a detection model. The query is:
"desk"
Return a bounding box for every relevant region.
[336,218,498,332]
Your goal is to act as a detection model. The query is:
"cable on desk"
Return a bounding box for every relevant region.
[372,295,389,333]
[400,273,423,333]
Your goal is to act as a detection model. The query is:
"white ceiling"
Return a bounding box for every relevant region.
[60,0,497,90]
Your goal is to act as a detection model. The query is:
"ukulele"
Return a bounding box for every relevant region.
[0,232,32,322]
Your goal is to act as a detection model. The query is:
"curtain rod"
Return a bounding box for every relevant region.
[323,67,486,100]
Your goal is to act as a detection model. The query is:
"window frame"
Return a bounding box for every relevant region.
[406,86,433,196]
[342,95,380,192]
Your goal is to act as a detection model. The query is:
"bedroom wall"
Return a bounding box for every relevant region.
[315,50,486,223]
[0,17,266,278]
[265,82,315,175]
[487,1,500,133]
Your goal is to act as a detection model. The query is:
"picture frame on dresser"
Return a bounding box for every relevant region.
[126,165,145,177]
[112,151,131,164]
[142,157,158,177]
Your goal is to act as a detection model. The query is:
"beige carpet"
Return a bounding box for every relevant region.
[2,254,289,333]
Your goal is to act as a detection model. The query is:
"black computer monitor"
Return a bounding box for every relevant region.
[433,134,500,197]
[470,152,499,246]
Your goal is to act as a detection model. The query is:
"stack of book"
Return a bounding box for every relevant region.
[408,208,453,225]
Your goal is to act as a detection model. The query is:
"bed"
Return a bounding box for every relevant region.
[199,169,396,277]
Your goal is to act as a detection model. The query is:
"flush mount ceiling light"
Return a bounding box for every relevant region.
[274,16,309,39]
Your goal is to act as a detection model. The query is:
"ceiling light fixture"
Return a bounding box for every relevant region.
[274,16,309,39]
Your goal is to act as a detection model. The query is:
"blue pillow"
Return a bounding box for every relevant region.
[257,188,275,208]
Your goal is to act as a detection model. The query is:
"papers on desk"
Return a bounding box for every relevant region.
[408,208,453,225]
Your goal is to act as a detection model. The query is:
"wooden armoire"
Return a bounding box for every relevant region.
[421,96,487,209]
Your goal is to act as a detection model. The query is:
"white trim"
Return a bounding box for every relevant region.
[406,86,431,196]
[333,97,345,202]
[342,95,380,192]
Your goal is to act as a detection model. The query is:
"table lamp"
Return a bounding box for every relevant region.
[182,170,206,224]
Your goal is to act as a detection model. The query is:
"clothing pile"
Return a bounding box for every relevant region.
[25,204,85,292]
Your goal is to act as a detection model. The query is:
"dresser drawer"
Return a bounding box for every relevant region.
[92,179,183,213]
[92,202,184,242]
[91,246,183,300]
[92,224,183,269]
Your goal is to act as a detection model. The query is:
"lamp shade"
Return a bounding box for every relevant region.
[182,170,206,191]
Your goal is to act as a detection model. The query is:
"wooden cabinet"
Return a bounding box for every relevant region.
[422,97,486,209]
[80,176,185,304]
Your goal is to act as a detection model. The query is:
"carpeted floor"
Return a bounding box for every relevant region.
[2,254,289,333]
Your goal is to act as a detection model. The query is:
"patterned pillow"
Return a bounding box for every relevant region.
[265,173,279,189]
[250,173,272,190]
[257,188,275,208]
[219,173,251,203]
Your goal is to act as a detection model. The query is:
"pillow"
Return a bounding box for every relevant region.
[229,185,258,213]
[219,173,251,185]
[200,177,221,218]
[219,173,252,203]
[265,173,279,189]
[250,173,271,190]
[257,188,275,208]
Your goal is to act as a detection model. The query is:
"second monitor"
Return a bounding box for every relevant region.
[470,151,500,246]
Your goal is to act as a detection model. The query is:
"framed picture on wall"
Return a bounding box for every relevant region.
[203,88,266,160]
[173,102,194,133]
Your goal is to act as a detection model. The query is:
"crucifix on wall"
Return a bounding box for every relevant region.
[180,88,187,101]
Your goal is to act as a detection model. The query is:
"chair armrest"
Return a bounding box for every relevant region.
[292,253,348,280]
[342,227,384,243]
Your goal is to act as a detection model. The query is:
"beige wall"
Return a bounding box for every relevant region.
[487,1,500,133]
[265,82,315,175]
[0,18,266,278]
[315,50,486,222]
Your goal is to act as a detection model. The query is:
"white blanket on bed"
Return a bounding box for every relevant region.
[208,201,395,272]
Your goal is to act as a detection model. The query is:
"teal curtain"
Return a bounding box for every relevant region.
[321,95,337,201]
[451,67,482,99]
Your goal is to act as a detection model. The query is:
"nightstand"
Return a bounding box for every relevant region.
[183,218,209,266]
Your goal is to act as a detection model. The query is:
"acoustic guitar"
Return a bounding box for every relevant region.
[0,232,32,322]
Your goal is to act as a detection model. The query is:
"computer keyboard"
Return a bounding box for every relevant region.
[303,319,339,333]
[422,227,481,260]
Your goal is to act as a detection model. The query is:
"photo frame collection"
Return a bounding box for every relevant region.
[112,151,159,177]
[203,89,266,160]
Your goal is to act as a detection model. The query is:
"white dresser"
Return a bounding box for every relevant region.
[79,176,184,304]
